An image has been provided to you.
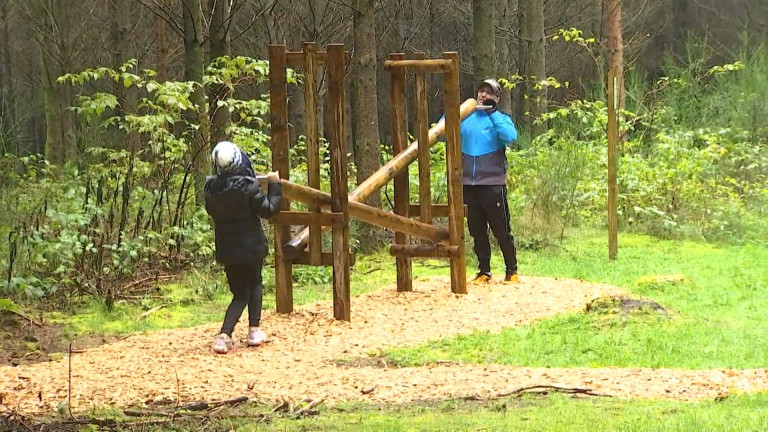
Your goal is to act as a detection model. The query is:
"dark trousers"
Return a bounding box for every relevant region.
[220,261,264,336]
[463,184,518,275]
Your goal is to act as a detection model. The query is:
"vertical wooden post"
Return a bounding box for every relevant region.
[327,44,351,321]
[414,52,432,229]
[303,42,322,266]
[389,53,412,292]
[443,52,466,294]
[268,44,294,313]
[607,66,619,260]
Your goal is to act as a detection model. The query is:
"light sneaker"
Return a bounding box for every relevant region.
[247,327,267,346]
[212,333,234,354]
[470,272,492,284]
[503,272,519,284]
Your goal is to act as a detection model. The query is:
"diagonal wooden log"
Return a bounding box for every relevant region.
[274,179,450,246]
[281,98,478,259]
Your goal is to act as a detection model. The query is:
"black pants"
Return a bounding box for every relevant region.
[220,261,264,337]
[463,184,517,275]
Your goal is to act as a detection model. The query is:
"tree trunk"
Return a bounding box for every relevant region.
[33,0,75,164]
[110,0,140,152]
[0,0,16,152]
[110,0,140,246]
[518,0,546,136]
[208,0,231,145]
[154,0,168,81]
[472,0,495,81]
[350,0,383,252]
[183,0,209,205]
[603,0,624,111]
[497,0,512,113]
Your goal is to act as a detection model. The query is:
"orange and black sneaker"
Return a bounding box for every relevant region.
[503,272,519,285]
[470,272,492,284]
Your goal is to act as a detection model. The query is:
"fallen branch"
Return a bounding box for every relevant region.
[458,385,611,401]
[122,274,175,292]
[4,309,43,327]
[174,396,249,412]
[294,395,325,417]
[136,304,168,321]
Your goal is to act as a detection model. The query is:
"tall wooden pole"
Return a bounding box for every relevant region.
[303,42,323,266]
[414,52,432,229]
[327,44,351,321]
[443,52,466,294]
[607,66,619,260]
[389,53,412,292]
[268,44,294,312]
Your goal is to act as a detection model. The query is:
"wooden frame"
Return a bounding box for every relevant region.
[268,45,469,321]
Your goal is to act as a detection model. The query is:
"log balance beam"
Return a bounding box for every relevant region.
[281,97,478,259]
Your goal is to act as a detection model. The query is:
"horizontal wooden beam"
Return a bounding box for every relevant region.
[272,211,346,227]
[276,179,450,258]
[409,204,468,218]
[286,51,351,67]
[383,59,454,73]
[389,244,459,258]
[291,251,356,266]
[282,98,478,256]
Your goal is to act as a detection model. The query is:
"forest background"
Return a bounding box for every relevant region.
[0,0,766,308]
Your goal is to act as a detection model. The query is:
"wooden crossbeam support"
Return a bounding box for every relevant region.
[389,244,459,258]
[282,99,477,258]
[272,211,345,227]
[383,59,454,73]
[292,251,356,266]
[286,51,351,67]
[278,179,450,245]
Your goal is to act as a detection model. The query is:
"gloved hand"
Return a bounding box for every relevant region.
[482,98,498,113]
[266,171,281,182]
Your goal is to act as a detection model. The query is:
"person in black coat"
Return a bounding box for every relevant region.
[205,141,282,354]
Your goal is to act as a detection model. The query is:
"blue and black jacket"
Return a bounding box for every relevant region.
[461,110,518,185]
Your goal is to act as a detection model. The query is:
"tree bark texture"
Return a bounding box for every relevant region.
[518,0,546,136]
[472,0,495,81]
[154,0,168,81]
[350,0,383,252]
[208,0,231,145]
[32,0,76,164]
[0,0,16,149]
[183,0,209,205]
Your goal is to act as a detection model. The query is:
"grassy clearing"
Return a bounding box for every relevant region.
[70,392,768,431]
[51,251,401,337]
[385,230,768,369]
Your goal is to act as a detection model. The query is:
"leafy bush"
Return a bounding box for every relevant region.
[0,57,279,304]
[506,44,767,244]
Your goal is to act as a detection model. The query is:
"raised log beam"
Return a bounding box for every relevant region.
[389,244,459,258]
[282,98,478,258]
[275,180,450,247]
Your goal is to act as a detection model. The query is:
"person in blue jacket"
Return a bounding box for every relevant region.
[205,141,282,354]
[462,78,520,284]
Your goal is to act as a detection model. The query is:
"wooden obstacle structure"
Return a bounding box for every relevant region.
[267,43,475,321]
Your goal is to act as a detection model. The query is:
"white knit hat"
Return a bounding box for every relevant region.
[211,141,243,173]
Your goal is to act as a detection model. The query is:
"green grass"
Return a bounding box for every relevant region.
[52,253,403,337]
[385,231,768,369]
[50,230,768,370]
[106,392,768,431]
